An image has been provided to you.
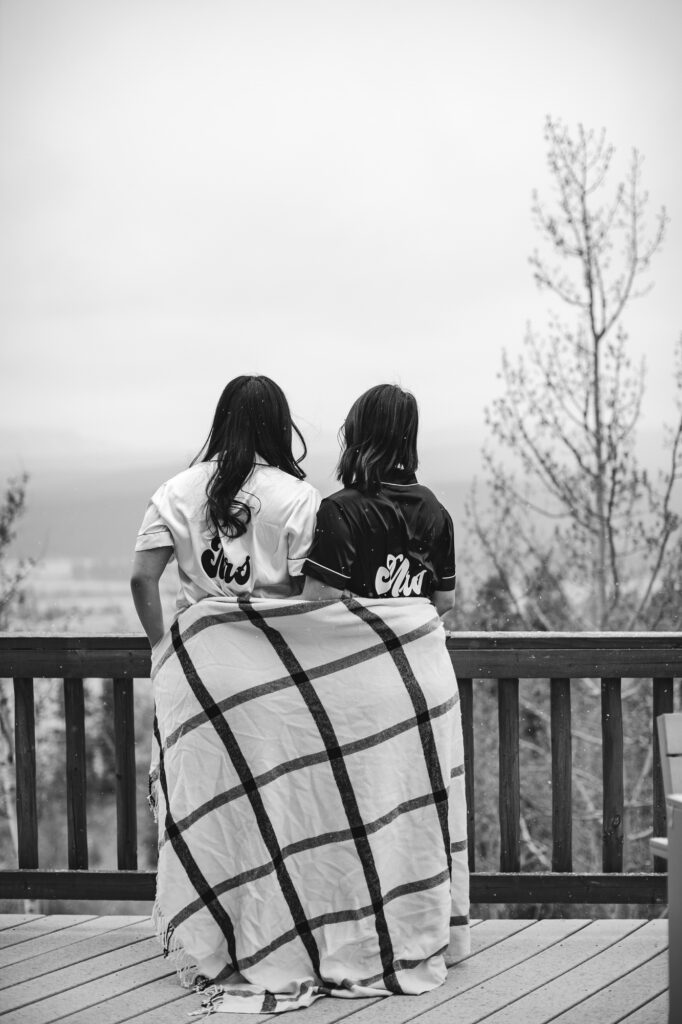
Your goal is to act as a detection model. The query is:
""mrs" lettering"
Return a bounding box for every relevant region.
[375,554,425,597]
[201,537,251,586]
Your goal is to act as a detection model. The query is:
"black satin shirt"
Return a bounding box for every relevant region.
[301,470,456,598]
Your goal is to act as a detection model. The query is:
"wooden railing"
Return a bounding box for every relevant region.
[0,632,679,904]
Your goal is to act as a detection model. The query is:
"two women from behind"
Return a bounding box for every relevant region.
[132,376,468,1015]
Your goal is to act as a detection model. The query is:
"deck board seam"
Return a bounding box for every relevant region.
[394,921,638,1024]
[539,947,669,1024]
[0,933,157,993]
[101,985,196,1024]
[0,918,152,976]
[322,921,592,1024]
[614,985,670,1024]
[0,916,46,932]
[469,924,666,1024]
[0,917,668,1024]
[64,922,545,1024]
[48,968,183,1024]
[0,916,100,951]
[106,922,496,1024]
[453,918,539,962]
[3,944,165,1016]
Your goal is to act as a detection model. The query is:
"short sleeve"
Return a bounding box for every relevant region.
[135,497,174,553]
[285,485,322,575]
[302,498,357,588]
[433,509,456,591]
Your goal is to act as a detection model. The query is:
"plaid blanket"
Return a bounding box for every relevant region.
[149,595,469,1014]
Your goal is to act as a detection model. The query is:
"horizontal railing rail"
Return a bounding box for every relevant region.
[1,631,680,903]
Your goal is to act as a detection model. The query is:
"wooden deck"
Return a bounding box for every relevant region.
[0,915,668,1023]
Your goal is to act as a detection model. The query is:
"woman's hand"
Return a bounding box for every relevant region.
[130,547,173,648]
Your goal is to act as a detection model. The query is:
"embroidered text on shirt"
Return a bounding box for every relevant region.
[201,537,251,585]
[375,554,426,597]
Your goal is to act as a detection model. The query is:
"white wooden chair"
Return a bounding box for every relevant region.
[651,713,682,1024]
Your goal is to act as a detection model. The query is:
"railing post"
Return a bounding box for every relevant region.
[498,677,520,872]
[113,677,137,870]
[458,677,475,871]
[64,679,88,869]
[550,677,572,872]
[601,677,624,872]
[652,677,674,872]
[13,678,38,868]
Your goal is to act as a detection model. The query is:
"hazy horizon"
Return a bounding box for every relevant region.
[4,440,475,561]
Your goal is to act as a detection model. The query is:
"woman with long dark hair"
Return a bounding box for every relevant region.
[130,375,319,647]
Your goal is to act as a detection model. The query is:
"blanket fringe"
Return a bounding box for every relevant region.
[151,901,198,989]
[148,770,159,823]
[189,986,223,1017]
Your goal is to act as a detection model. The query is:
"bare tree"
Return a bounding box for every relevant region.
[469,117,681,630]
[0,474,34,899]
[0,474,32,630]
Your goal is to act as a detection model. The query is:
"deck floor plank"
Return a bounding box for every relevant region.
[116,991,208,1024]
[619,991,669,1023]
[398,920,645,1024]
[473,920,666,1024]
[0,916,96,951]
[179,919,492,1024]
[0,916,45,933]
[288,920,585,1024]
[122,920,527,1024]
[0,916,149,974]
[548,949,668,1024]
[233,921,540,1024]
[0,939,167,1024]
[46,972,191,1024]
[0,916,668,1024]
[0,921,154,997]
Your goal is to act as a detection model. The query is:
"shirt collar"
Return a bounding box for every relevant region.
[380,466,418,486]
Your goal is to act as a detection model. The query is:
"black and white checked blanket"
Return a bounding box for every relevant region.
[149,595,469,1014]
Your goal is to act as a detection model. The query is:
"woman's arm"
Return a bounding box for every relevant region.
[130,547,173,647]
[432,588,456,619]
[302,576,346,601]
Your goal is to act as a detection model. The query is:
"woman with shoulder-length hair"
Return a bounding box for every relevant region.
[300,384,469,990]
[302,383,457,615]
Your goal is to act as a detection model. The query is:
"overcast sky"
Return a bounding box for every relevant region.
[1,0,681,482]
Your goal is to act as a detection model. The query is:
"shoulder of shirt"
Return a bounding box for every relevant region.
[152,463,318,498]
[411,482,447,506]
[395,479,451,513]
[322,484,439,505]
[422,488,454,523]
[318,487,372,517]
[250,465,319,498]
[320,486,363,506]
[326,480,452,522]
[150,463,212,501]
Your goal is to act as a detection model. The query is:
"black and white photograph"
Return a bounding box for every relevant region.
[0,1,681,1021]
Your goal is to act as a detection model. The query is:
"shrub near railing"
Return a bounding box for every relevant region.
[0,632,679,903]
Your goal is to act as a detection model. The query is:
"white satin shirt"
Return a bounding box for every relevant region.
[135,461,320,611]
